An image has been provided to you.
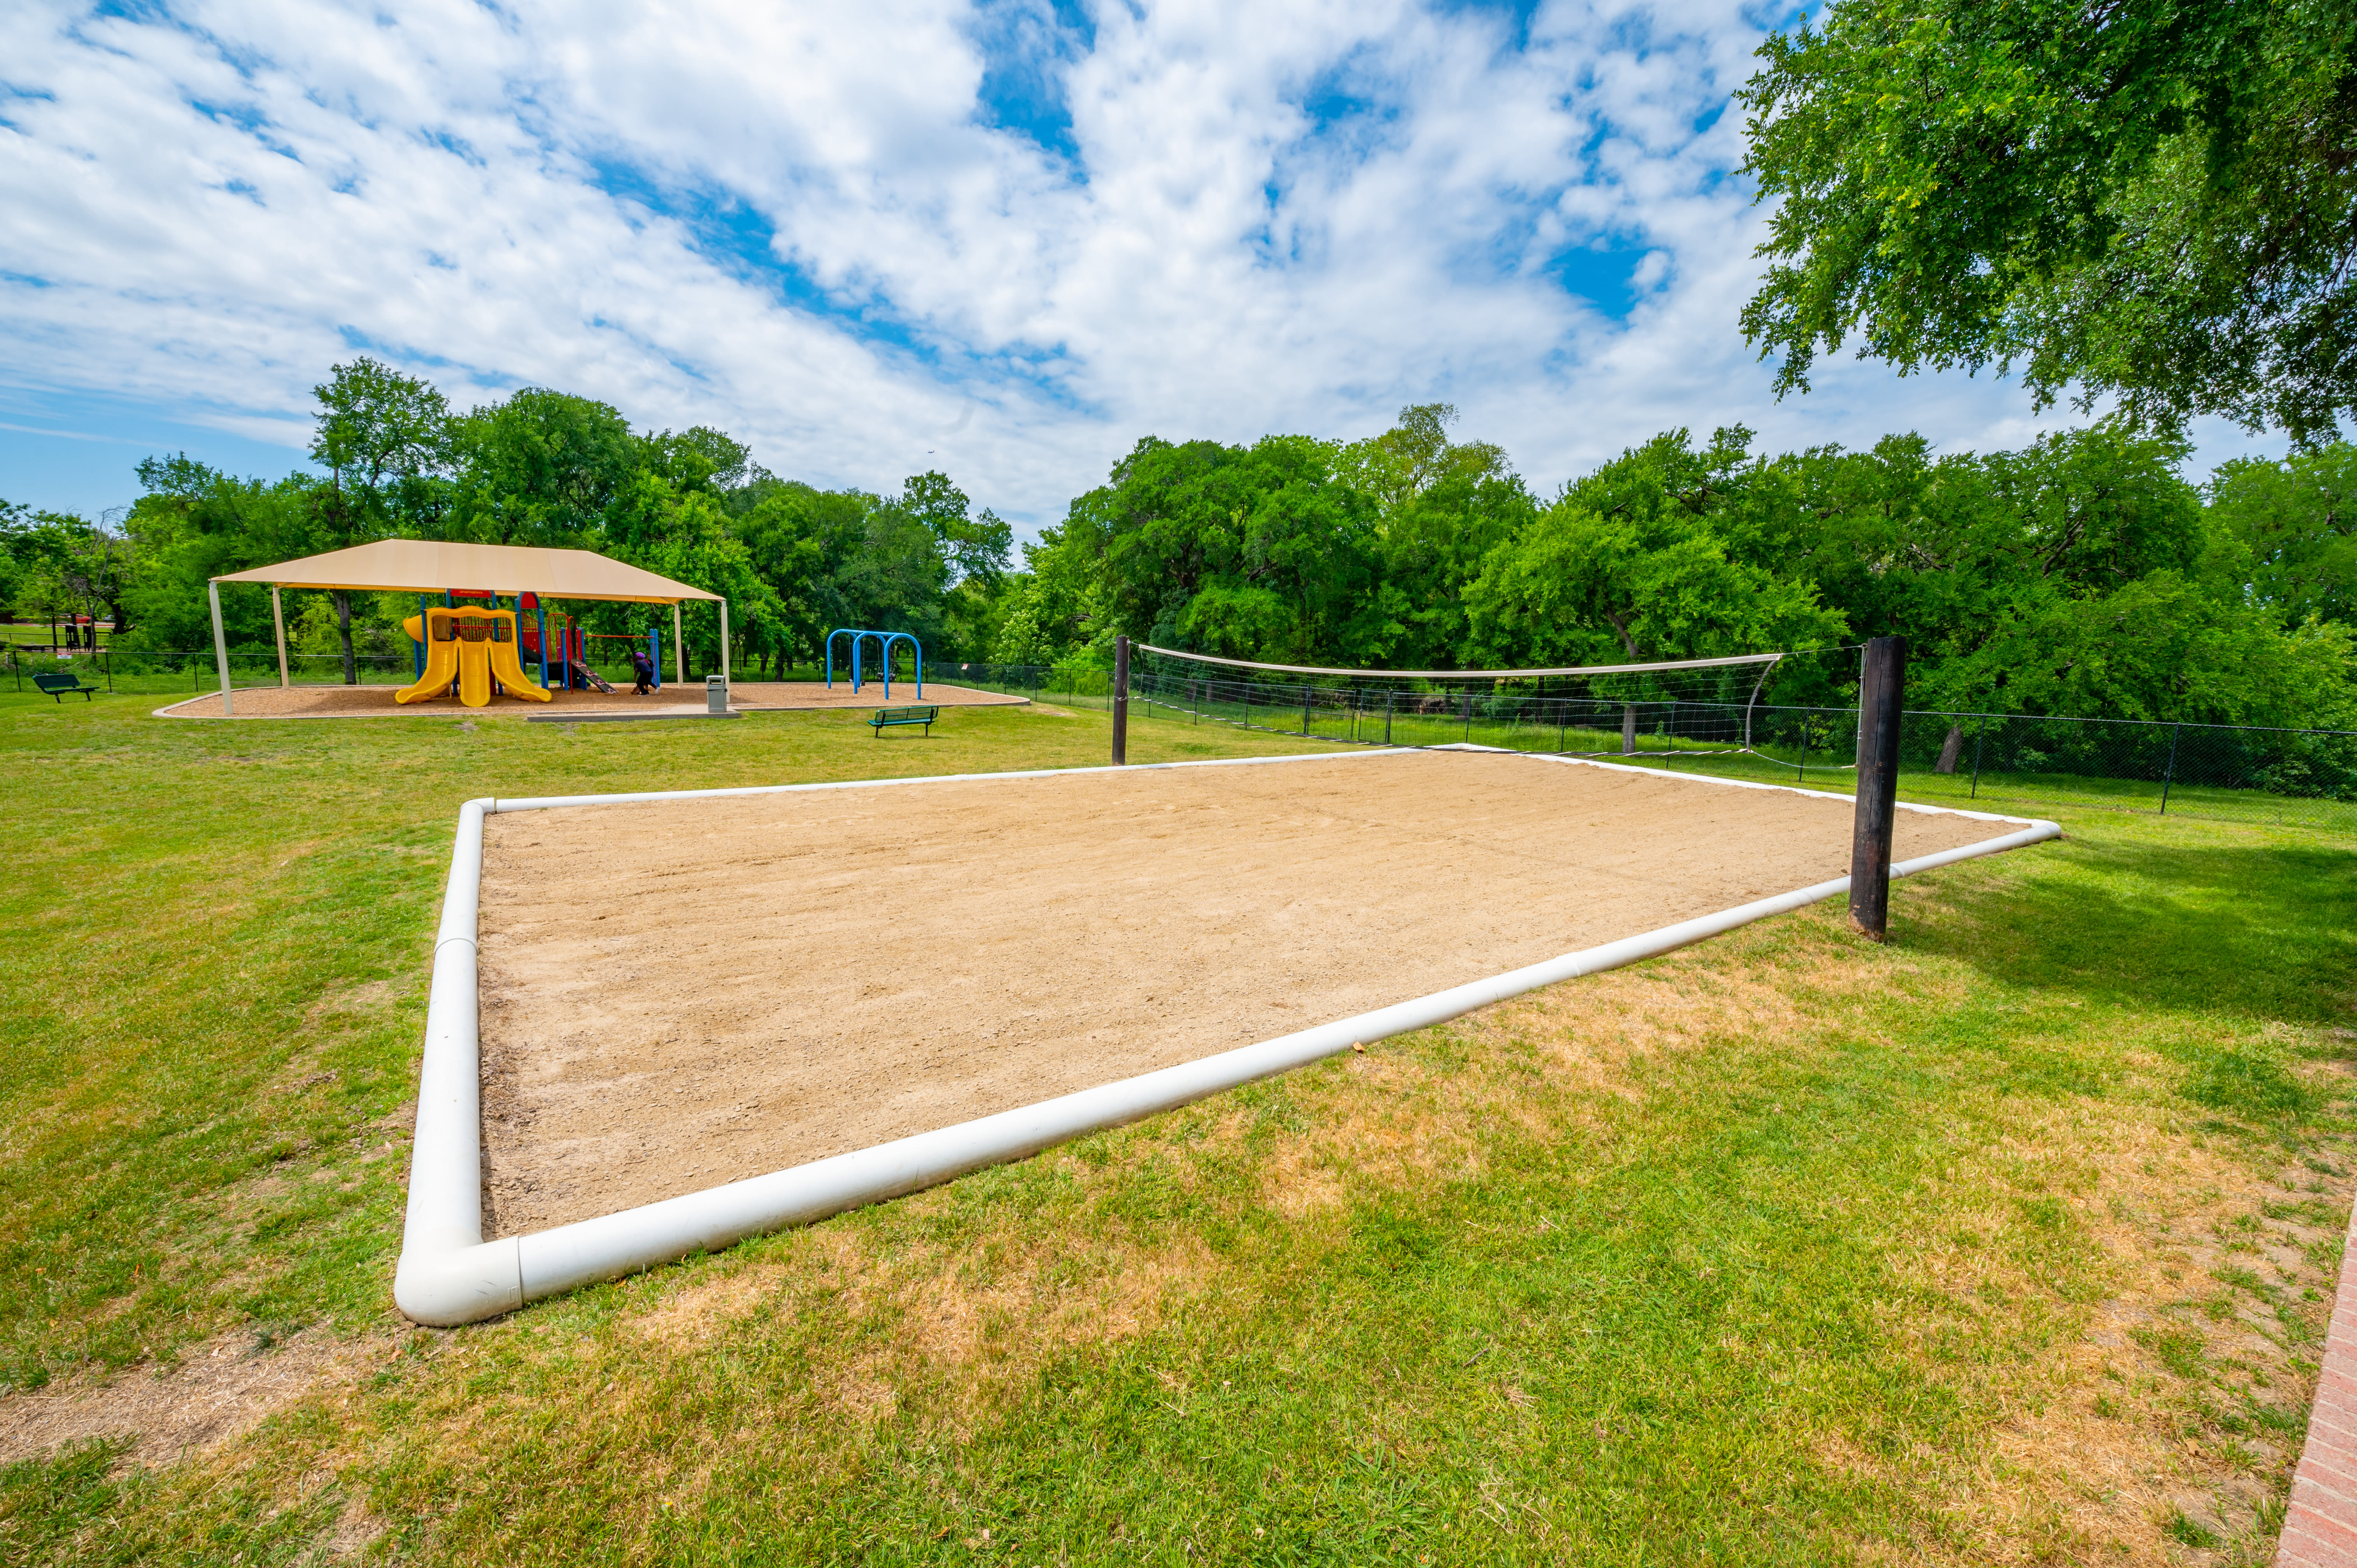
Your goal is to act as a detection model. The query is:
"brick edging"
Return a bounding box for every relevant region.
[2276,1195,2357,1564]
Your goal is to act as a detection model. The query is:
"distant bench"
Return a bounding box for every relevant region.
[868,704,939,736]
[32,672,99,702]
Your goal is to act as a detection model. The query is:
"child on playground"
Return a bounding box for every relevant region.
[631,646,654,695]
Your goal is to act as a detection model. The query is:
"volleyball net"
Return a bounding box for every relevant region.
[1129,642,1866,764]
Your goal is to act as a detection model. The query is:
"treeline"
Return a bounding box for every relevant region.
[1019,409,2357,726]
[4,363,2353,726]
[0,357,1012,680]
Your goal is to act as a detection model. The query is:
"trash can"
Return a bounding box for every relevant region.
[706,674,728,714]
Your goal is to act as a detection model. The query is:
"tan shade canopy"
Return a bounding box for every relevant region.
[212,539,721,604]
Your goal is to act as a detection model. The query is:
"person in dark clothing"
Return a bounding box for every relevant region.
[631,647,654,695]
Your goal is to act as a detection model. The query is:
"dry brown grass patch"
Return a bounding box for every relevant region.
[0,1324,387,1469]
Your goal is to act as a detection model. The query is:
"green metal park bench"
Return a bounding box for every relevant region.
[868,704,940,736]
[32,671,99,702]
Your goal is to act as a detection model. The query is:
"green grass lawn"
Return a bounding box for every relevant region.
[0,692,2351,1565]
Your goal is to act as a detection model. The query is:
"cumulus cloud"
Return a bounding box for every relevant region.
[0,0,2281,525]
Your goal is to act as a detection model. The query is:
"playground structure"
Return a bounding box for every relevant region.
[513,598,661,694]
[396,607,551,707]
[202,539,727,718]
[825,629,923,698]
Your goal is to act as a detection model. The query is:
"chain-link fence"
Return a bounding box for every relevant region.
[928,661,1122,710]
[1103,661,2355,833]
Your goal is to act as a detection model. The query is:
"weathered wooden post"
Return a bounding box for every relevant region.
[1849,635,1908,940]
[1111,634,1129,766]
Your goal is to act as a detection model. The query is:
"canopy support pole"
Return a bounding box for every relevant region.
[673,604,685,686]
[208,581,233,716]
[718,601,730,695]
[270,586,289,688]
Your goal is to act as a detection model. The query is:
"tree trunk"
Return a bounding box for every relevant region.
[1934,723,1964,774]
[336,592,357,685]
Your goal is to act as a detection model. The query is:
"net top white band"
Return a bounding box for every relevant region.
[1133,643,1787,680]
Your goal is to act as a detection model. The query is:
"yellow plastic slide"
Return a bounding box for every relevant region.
[395,614,461,705]
[484,630,551,702]
[457,639,493,707]
[394,609,551,706]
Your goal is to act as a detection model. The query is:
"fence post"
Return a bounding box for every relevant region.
[1111,636,1129,765]
[2160,723,2181,814]
[1462,690,1472,742]
[1798,716,1809,783]
[1970,715,1986,799]
[1385,689,1394,745]
[1848,636,1908,941]
[1302,681,1312,737]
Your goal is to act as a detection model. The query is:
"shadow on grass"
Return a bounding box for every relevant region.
[1904,834,2356,1028]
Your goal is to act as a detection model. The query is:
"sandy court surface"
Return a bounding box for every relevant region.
[474,749,2029,1235]
[152,680,1024,719]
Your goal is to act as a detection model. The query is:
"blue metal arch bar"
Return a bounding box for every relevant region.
[825,629,923,698]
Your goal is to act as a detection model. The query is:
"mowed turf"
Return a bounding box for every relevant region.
[0,693,2352,1565]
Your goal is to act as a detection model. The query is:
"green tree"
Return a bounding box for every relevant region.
[607,473,782,678]
[836,497,952,653]
[1740,0,2357,440]
[1336,405,1537,667]
[2208,442,2357,627]
[641,426,751,493]
[1042,434,1385,664]
[1,503,83,648]
[450,389,639,546]
[122,457,321,654]
[729,483,868,674]
[1464,427,1847,670]
[310,357,452,680]
[901,471,1013,588]
[988,577,1055,664]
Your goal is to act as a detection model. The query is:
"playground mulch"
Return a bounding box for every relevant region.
[471,748,2024,1236]
[150,680,1027,719]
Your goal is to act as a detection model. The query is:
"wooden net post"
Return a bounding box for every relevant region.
[1111,635,1129,766]
[1848,635,1908,941]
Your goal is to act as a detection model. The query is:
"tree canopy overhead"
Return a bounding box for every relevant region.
[1739,0,2357,443]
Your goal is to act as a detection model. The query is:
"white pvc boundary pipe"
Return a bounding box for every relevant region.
[394,747,2062,1326]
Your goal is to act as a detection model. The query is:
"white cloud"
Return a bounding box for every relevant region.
[0,0,2280,530]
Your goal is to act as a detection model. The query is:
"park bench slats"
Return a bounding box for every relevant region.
[868,705,939,736]
[33,672,98,702]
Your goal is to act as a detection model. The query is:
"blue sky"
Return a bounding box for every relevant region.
[0,0,2285,529]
